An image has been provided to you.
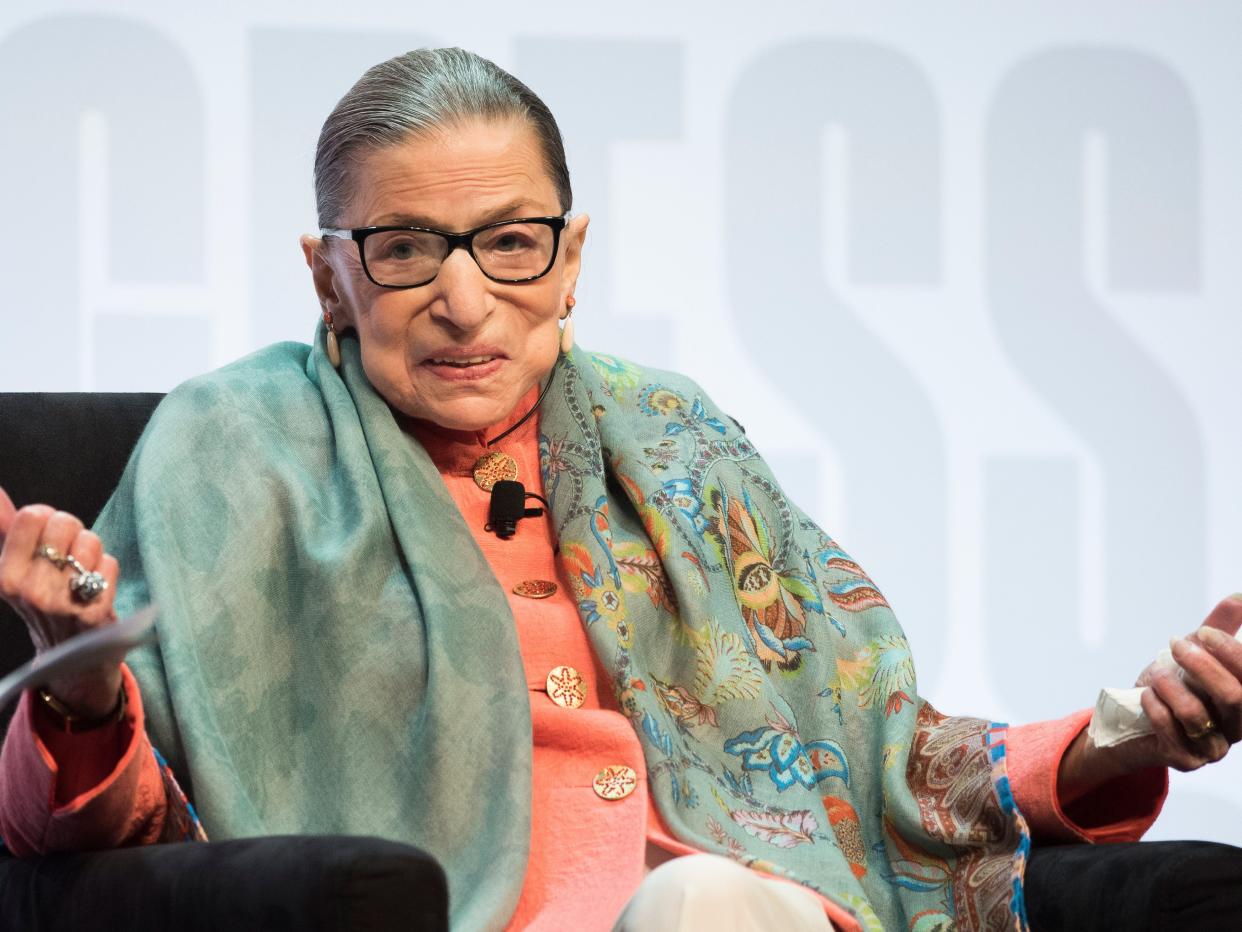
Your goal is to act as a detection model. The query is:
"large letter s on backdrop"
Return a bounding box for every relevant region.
[985,49,1204,718]
[725,41,947,678]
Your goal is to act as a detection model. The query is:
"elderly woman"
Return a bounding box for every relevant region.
[1,48,1241,932]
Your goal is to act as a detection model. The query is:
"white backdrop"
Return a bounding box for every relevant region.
[2,1,1240,844]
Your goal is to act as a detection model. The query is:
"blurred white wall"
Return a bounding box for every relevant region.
[2,1,1240,843]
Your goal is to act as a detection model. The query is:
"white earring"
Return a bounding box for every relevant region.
[559,297,575,355]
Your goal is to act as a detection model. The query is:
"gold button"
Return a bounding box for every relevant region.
[513,579,558,599]
[546,665,586,709]
[472,451,519,492]
[593,765,637,801]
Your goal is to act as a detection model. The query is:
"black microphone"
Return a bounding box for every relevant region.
[486,479,544,539]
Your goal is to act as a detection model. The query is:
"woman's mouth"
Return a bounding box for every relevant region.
[421,350,507,381]
[426,355,497,368]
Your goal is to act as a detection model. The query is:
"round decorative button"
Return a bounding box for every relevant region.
[546,665,586,709]
[513,579,558,600]
[592,765,638,801]
[472,451,519,492]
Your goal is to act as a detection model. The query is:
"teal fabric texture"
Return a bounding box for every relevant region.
[94,326,1030,930]
[98,332,532,932]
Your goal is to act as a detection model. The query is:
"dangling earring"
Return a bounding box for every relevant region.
[559,295,576,355]
[323,310,341,369]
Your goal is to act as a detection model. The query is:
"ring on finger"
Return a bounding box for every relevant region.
[1187,718,1217,741]
[68,568,109,604]
[34,543,109,604]
[62,554,109,604]
[35,544,68,568]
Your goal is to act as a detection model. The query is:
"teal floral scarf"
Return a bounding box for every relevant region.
[541,348,1030,931]
[97,329,1028,931]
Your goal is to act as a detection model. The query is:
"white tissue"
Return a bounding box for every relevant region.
[1089,686,1156,749]
[1088,636,1236,748]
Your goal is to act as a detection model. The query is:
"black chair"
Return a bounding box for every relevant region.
[0,393,449,932]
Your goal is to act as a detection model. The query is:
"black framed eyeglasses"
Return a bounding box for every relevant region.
[320,216,567,289]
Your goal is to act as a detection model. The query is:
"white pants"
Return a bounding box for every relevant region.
[612,854,835,931]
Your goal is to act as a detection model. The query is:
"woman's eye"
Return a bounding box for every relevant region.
[492,233,530,252]
[385,239,420,260]
[480,228,538,254]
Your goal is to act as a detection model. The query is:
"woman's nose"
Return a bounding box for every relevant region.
[428,247,492,331]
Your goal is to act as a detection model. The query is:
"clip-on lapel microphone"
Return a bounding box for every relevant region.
[486,479,547,539]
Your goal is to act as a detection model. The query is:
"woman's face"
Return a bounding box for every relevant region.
[304,117,588,431]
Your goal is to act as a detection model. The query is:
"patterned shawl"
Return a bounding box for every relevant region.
[543,348,1032,931]
[95,327,1029,931]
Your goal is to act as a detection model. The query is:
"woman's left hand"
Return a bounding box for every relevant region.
[1130,594,1242,772]
[1059,595,1242,801]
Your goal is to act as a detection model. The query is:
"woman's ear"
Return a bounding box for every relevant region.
[299,234,318,270]
[560,213,590,305]
[300,234,354,330]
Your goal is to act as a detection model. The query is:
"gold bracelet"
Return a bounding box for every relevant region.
[36,684,127,734]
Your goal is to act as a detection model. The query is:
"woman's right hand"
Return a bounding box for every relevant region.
[0,486,123,719]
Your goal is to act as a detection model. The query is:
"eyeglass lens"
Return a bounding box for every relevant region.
[363,222,557,286]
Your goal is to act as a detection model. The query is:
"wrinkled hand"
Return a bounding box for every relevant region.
[0,485,122,717]
[1128,595,1242,772]
[1059,596,1242,803]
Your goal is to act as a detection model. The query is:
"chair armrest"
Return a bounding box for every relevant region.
[0,834,448,932]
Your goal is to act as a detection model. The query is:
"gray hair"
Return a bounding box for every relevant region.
[313,47,573,228]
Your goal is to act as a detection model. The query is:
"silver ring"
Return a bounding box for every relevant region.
[35,544,67,568]
[69,569,109,604]
[62,553,108,604]
[35,544,108,604]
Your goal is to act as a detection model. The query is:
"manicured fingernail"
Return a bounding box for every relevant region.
[1198,626,1225,644]
[1171,636,1198,656]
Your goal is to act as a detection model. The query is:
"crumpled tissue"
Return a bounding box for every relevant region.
[1089,632,1237,749]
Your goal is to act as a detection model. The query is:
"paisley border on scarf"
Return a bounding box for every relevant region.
[987,723,1031,932]
[906,704,1030,930]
